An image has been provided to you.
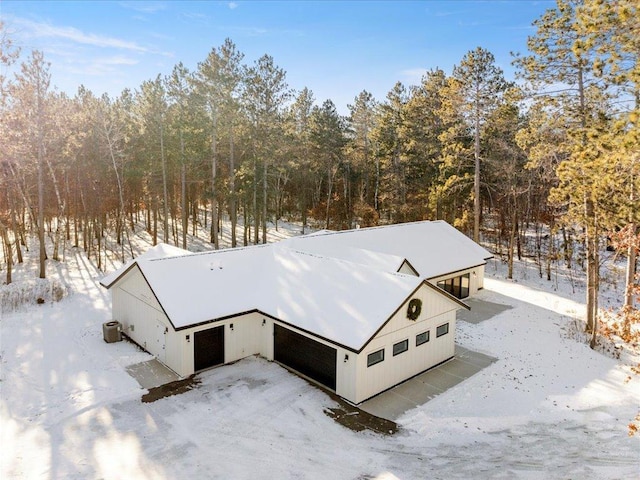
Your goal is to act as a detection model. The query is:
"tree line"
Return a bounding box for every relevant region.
[0,1,638,343]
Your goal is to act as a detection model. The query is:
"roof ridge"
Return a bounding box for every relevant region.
[294,220,440,239]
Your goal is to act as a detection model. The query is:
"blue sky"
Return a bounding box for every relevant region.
[2,1,554,113]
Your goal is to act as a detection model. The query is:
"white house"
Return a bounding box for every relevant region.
[100,221,492,404]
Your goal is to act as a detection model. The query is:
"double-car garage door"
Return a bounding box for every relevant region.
[274,324,337,391]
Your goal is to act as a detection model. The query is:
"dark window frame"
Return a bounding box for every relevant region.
[416,330,430,346]
[367,348,385,367]
[392,339,409,356]
[436,323,449,337]
[437,273,470,299]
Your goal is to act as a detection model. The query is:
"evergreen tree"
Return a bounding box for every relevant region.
[286,88,315,232]
[9,51,52,278]
[401,69,448,221]
[347,90,378,225]
[515,0,617,345]
[309,100,348,229]
[243,54,291,242]
[372,82,407,222]
[453,47,508,242]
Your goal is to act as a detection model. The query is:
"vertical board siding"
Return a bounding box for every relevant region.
[353,283,458,403]
[336,347,357,402]
[224,313,264,362]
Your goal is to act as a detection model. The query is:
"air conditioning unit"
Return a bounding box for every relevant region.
[103,321,122,343]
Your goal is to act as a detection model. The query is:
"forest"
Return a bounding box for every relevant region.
[0,0,638,344]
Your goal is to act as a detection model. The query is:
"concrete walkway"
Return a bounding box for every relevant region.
[457,297,513,324]
[125,358,181,389]
[359,345,496,421]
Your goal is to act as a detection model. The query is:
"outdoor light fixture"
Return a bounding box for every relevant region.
[230,323,234,330]
[262,319,266,326]
[344,354,349,363]
[186,334,190,342]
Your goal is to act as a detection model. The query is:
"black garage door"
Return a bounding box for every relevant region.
[274,324,337,390]
[194,325,225,371]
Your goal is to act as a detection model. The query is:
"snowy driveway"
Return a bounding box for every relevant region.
[360,345,496,420]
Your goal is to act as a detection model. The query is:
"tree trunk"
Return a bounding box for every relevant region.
[229,127,237,248]
[262,159,267,244]
[181,131,188,250]
[8,187,23,264]
[243,201,249,246]
[1,222,12,284]
[624,174,636,309]
[153,202,158,246]
[507,205,516,280]
[624,223,636,309]
[43,157,64,262]
[473,107,481,243]
[253,158,259,245]
[562,227,572,268]
[211,116,219,249]
[325,162,334,230]
[374,152,380,212]
[161,121,169,244]
[38,134,46,279]
[585,196,599,347]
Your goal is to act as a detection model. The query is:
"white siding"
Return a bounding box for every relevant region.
[398,261,418,276]
[475,265,485,290]
[109,268,271,378]
[225,313,267,361]
[336,347,357,402]
[352,283,458,404]
[111,267,175,371]
[174,312,268,377]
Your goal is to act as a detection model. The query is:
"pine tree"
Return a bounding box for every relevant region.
[515,0,613,345]
[577,0,640,308]
[243,54,291,242]
[10,51,52,279]
[166,62,193,250]
[286,88,316,233]
[193,41,245,248]
[432,74,473,228]
[453,47,508,242]
[309,100,348,229]
[347,90,378,225]
[372,82,407,222]
[400,69,448,221]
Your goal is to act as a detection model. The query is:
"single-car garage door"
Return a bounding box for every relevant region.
[274,324,337,390]
[194,325,225,371]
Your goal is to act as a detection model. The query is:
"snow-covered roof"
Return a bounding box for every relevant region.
[265,248,423,349]
[281,241,407,273]
[100,243,190,288]
[283,220,492,279]
[102,221,480,350]
[128,244,425,350]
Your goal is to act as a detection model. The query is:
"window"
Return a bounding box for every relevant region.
[393,339,409,356]
[367,349,385,367]
[436,323,449,338]
[437,273,470,299]
[416,331,430,346]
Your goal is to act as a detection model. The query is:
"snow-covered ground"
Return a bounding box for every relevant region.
[1,224,638,479]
